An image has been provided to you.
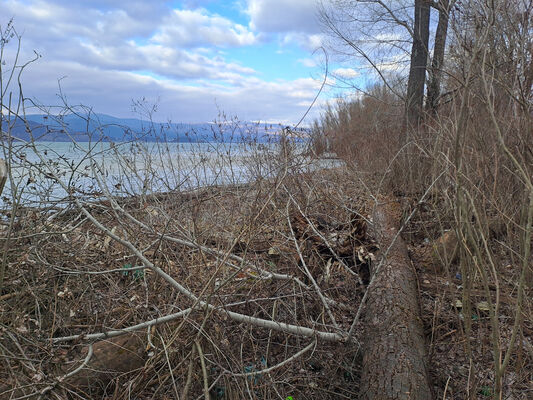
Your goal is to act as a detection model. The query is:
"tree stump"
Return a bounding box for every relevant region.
[359,201,432,399]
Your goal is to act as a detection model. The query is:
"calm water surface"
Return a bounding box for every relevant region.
[1,141,341,208]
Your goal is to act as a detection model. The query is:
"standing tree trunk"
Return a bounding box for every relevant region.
[359,202,432,400]
[0,158,7,291]
[406,0,431,127]
[427,0,451,113]
[0,159,6,196]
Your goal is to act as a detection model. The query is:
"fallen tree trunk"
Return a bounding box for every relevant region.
[360,201,432,400]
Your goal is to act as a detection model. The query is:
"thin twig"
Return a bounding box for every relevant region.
[13,345,94,400]
[160,333,180,400]
[195,341,210,399]
[223,339,316,377]
[286,200,340,330]
[181,346,197,399]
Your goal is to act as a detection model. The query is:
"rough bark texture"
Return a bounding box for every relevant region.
[426,0,450,113]
[360,202,432,400]
[0,159,6,197]
[406,0,431,127]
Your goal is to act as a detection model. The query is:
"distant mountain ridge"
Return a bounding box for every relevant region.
[1,113,300,143]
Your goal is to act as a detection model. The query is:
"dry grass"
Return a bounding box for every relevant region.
[310,12,533,394]
[0,160,375,399]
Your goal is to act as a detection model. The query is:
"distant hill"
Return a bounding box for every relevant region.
[0,116,92,142]
[1,113,303,143]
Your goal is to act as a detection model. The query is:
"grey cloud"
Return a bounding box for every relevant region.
[49,0,170,19]
[152,9,257,48]
[19,61,323,124]
[0,1,255,83]
[0,1,325,125]
[247,0,321,34]
[73,41,255,81]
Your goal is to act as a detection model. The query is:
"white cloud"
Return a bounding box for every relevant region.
[333,68,360,79]
[152,9,257,48]
[19,60,326,123]
[0,1,257,83]
[3,0,163,43]
[0,1,330,124]
[374,53,410,72]
[282,32,323,51]
[298,58,317,67]
[247,0,321,34]
[374,33,403,42]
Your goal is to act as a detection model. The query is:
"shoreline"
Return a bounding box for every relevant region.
[0,148,344,218]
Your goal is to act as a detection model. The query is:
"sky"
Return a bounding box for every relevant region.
[0,0,363,124]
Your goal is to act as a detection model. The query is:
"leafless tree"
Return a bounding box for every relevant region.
[319,0,456,127]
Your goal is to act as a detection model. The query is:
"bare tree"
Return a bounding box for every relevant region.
[405,0,431,126]
[319,0,414,99]
[426,0,454,113]
[320,1,456,126]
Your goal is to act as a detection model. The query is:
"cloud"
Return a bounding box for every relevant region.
[0,1,330,124]
[0,1,256,83]
[181,0,216,8]
[332,68,360,79]
[247,0,321,34]
[2,0,163,43]
[374,53,410,72]
[281,32,323,51]
[298,58,317,67]
[75,40,256,81]
[19,60,326,123]
[152,9,257,48]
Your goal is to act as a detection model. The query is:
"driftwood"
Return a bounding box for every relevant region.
[360,202,432,400]
[290,211,373,258]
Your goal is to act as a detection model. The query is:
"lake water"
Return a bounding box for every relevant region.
[1,140,342,208]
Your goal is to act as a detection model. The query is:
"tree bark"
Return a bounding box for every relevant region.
[426,0,451,113]
[359,202,432,400]
[0,159,6,196]
[406,0,431,127]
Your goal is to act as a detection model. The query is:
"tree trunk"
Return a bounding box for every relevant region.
[406,0,431,127]
[426,0,451,113]
[0,159,6,196]
[359,202,432,400]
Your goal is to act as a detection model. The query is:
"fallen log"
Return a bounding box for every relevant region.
[360,201,432,400]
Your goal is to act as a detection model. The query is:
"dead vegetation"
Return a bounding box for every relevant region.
[308,0,533,396]
[1,0,533,397]
[310,1,533,397]
[0,156,378,399]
